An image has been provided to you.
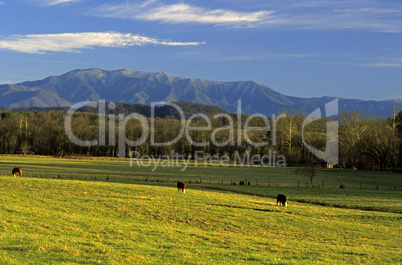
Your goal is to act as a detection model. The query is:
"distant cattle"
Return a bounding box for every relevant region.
[12,167,22,177]
[276,194,287,207]
[177,181,186,193]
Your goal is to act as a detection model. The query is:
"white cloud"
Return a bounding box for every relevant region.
[92,1,275,27]
[138,4,272,25]
[0,32,205,54]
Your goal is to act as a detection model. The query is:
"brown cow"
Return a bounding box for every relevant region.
[177,181,186,193]
[12,167,22,177]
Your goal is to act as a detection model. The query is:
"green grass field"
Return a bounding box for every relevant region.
[0,156,401,264]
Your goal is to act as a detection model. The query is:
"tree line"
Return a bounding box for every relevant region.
[0,105,401,171]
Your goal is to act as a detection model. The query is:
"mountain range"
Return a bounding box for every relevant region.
[0,68,400,117]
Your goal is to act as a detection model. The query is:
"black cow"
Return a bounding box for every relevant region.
[276,194,287,207]
[177,181,186,193]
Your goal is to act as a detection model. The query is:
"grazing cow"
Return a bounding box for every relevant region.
[177,181,186,193]
[276,194,287,207]
[12,167,22,177]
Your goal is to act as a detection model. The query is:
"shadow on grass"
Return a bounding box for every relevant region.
[201,186,402,214]
[204,203,284,213]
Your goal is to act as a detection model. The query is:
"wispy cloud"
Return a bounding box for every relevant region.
[48,0,78,5]
[91,0,402,32]
[211,53,312,62]
[261,0,402,33]
[32,0,80,6]
[170,50,314,63]
[0,32,205,54]
[92,1,275,27]
[359,62,402,68]
[355,55,402,67]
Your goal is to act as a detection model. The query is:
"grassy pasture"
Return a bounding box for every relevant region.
[0,155,401,264]
[1,155,401,213]
[1,155,400,190]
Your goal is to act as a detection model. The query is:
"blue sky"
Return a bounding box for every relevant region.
[0,0,401,100]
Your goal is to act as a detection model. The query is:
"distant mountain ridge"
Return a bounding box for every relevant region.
[0,68,400,116]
